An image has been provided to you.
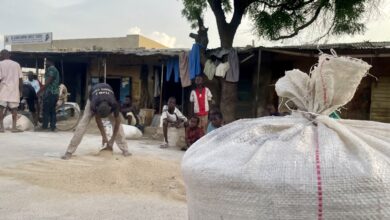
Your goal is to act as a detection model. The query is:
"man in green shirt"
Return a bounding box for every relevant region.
[38,58,59,131]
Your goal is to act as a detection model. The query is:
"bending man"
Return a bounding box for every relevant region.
[62,83,131,160]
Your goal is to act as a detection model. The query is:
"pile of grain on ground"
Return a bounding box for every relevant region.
[0,153,185,202]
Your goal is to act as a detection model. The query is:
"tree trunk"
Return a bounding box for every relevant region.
[221,80,237,122]
[207,0,246,122]
[219,29,237,122]
[219,26,235,49]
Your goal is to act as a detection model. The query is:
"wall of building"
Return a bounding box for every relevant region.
[270,54,390,122]
[369,58,390,123]
[12,35,167,51]
[139,36,168,49]
[370,77,390,123]
[88,57,142,104]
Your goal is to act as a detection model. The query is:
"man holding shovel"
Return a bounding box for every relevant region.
[61,83,131,160]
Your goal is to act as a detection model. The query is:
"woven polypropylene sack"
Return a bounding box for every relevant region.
[182,54,390,220]
[122,124,142,139]
[4,114,34,131]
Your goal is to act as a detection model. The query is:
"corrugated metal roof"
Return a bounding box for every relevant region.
[10,41,390,57]
[274,41,390,50]
[11,48,189,57]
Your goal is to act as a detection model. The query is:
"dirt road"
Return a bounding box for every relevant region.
[0,131,187,220]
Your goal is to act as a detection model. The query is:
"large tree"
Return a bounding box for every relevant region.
[182,0,375,121]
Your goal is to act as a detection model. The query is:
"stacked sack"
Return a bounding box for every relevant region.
[182,53,390,219]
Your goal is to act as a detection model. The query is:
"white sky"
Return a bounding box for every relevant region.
[1,0,390,49]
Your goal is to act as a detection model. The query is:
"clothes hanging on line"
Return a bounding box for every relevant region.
[179,52,192,87]
[189,43,202,80]
[226,49,240,82]
[204,59,216,80]
[215,62,230,78]
[166,57,180,83]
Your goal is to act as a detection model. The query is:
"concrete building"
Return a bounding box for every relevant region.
[10,42,390,123]
[11,35,168,52]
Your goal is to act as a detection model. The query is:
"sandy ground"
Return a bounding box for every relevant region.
[0,131,187,220]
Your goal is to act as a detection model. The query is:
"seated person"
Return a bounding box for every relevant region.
[266,104,281,116]
[160,97,187,148]
[207,111,223,134]
[121,95,133,117]
[121,95,144,132]
[184,116,204,151]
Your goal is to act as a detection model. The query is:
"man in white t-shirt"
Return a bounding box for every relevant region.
[0,49,23,132]
[25,71,41,94]
[160,97,187,148]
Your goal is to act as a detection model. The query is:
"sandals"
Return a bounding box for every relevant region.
[11,128,23,133]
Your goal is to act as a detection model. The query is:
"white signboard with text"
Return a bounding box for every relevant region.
[4,32,52,45]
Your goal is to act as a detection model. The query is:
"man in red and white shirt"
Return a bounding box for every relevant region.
[0,50,23,132]
[190,75,212,131]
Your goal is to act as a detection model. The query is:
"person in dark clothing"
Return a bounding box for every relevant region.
[121,95,144,132]
[61,83,131,160]
[38,59,59,131]
[266,104,281,116]
[21,83,39,126]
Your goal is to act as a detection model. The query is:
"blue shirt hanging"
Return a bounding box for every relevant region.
[189,43,201,80]
[166,57,180,83]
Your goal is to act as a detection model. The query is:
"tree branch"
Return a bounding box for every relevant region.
[272,2,326,40]
[230,0,256,26]
[207,0,227,26]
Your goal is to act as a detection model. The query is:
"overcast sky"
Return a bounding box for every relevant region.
[1,0,390,49]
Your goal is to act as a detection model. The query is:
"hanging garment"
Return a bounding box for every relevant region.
[166,57,180,82]
[204,59,216,80]
[215,62,230,78]
[179,52,192,87]
[189,43,202,80]
[226,49,240,82]
[154,68,160,98]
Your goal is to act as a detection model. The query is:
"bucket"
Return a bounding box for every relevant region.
[167,127,186,148]
[140,108,155,126]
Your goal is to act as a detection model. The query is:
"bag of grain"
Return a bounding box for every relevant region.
[182,53,390,219]
[122,124,143,139]
[3,114,34,131]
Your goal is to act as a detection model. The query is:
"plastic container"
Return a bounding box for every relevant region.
[140,108,155,126]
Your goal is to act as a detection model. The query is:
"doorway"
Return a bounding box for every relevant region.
[106,78,121,101]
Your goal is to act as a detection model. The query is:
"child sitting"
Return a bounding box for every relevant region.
[184,116,204,151]
[207,111,223,134]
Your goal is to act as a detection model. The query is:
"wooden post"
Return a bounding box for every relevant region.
[35,58,39,75]
[159,63,164,113]
[61,58,64,83]
[254,49,262,117]
[103,58,107,83]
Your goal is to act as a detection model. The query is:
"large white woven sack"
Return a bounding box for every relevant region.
[182,54,390,220]
[122,124,142,139]
[3,114,34,131]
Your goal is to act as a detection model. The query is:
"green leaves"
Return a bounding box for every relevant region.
[181,0,208,28]
[180,0,373,41]
[249,0,371,40]
[332,0,366,35]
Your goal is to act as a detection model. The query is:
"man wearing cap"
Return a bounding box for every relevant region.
[61,83,131,160]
